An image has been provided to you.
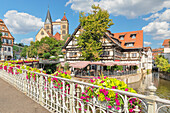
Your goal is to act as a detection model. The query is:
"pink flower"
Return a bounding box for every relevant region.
[64,72,67,74]
[115,99,119,103]
[90,79,94,83]
[86,99,89,102]
[108,105,112,109]
[125,88,128,91]
[104,76,107,79]
[117,107,120,110]
[92,86,94,88]
[105,97,111,101]
[104,91,108,96]
[79,108,81,111]
[116,102,120,106]
[99,89,103,93]
[26,75,28,79]
[80,96,85,99]
[129,109,133,112]
[112,86,116,89]
[97,77,100,79]
[91,96,94,98]
[60,87,63,89]
[101,80,104,83]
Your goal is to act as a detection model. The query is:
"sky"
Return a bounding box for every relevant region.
[0,0,170,49]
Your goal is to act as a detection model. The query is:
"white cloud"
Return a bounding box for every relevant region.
[53,25,61,34]
[142,9,170,40]
[55,19,61,22]
[144,41,152,45]
[4,10,44,34]
[21,38,33,44]
[65,0,170,18]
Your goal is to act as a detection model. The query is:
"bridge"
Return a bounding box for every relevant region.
[0,65,170,113]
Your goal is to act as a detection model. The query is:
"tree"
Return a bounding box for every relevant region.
[20,46,28,58]
[77,5,114,61]
[0,33,3,48]
[26,36,65,59]
[155,55,169,72]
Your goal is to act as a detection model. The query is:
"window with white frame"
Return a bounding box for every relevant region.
[123,53,126,57]
[125,43,134,47]
[69,52,77,57]
[3,39,6,43]
[132,53,137,57]
[5,33,8,36]
[4,47,6,51]
[101,51,109,56]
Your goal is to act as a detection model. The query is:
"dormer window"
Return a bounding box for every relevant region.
[119,35,124,40]
[125,42,134,47]
[131,34,136,39]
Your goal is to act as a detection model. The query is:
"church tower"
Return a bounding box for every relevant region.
[44,8,53,35]
[60,12,69,40]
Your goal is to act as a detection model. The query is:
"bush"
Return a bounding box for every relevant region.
[43,52,50,59]
[134,66,138,70]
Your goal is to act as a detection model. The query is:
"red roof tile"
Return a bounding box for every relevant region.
[0,19,3,22]
[53,32,61,40]
[113,30,143,49]
[61,15,68,21]
[162,39,170,46]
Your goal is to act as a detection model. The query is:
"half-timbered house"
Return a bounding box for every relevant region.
[62,24,150,71]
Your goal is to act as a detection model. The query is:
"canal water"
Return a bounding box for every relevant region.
[128,72,170,100]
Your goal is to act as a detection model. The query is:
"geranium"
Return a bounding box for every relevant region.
[80,76,141,112]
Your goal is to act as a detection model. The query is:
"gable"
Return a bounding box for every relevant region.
[36,28,49,41]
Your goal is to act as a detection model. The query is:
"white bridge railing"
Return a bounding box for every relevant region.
[0,66,170,113]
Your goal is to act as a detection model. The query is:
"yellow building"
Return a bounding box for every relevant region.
[36,9,69,41]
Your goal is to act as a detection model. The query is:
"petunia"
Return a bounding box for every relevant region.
[108,105,112,109]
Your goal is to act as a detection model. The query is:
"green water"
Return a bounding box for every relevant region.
[128,72,170,100]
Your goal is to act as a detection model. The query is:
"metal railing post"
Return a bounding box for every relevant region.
[146,83,157,113]
[23,70,27,94]
[69,82,74,113]
[39,69,44,106]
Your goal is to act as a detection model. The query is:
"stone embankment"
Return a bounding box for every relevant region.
[159,72,170,81]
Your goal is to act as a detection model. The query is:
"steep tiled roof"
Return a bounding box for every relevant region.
[45,9,52,24]
[61,15,68,21]
[162,39,170,46]
[53,32,61,40]
[0,19,3,22]
[113,30,143,49]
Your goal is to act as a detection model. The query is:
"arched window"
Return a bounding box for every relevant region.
[41,31,44,35]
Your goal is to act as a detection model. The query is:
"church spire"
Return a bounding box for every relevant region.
[45,8,52,24]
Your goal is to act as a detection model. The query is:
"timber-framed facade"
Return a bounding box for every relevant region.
[62,24,152,71]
